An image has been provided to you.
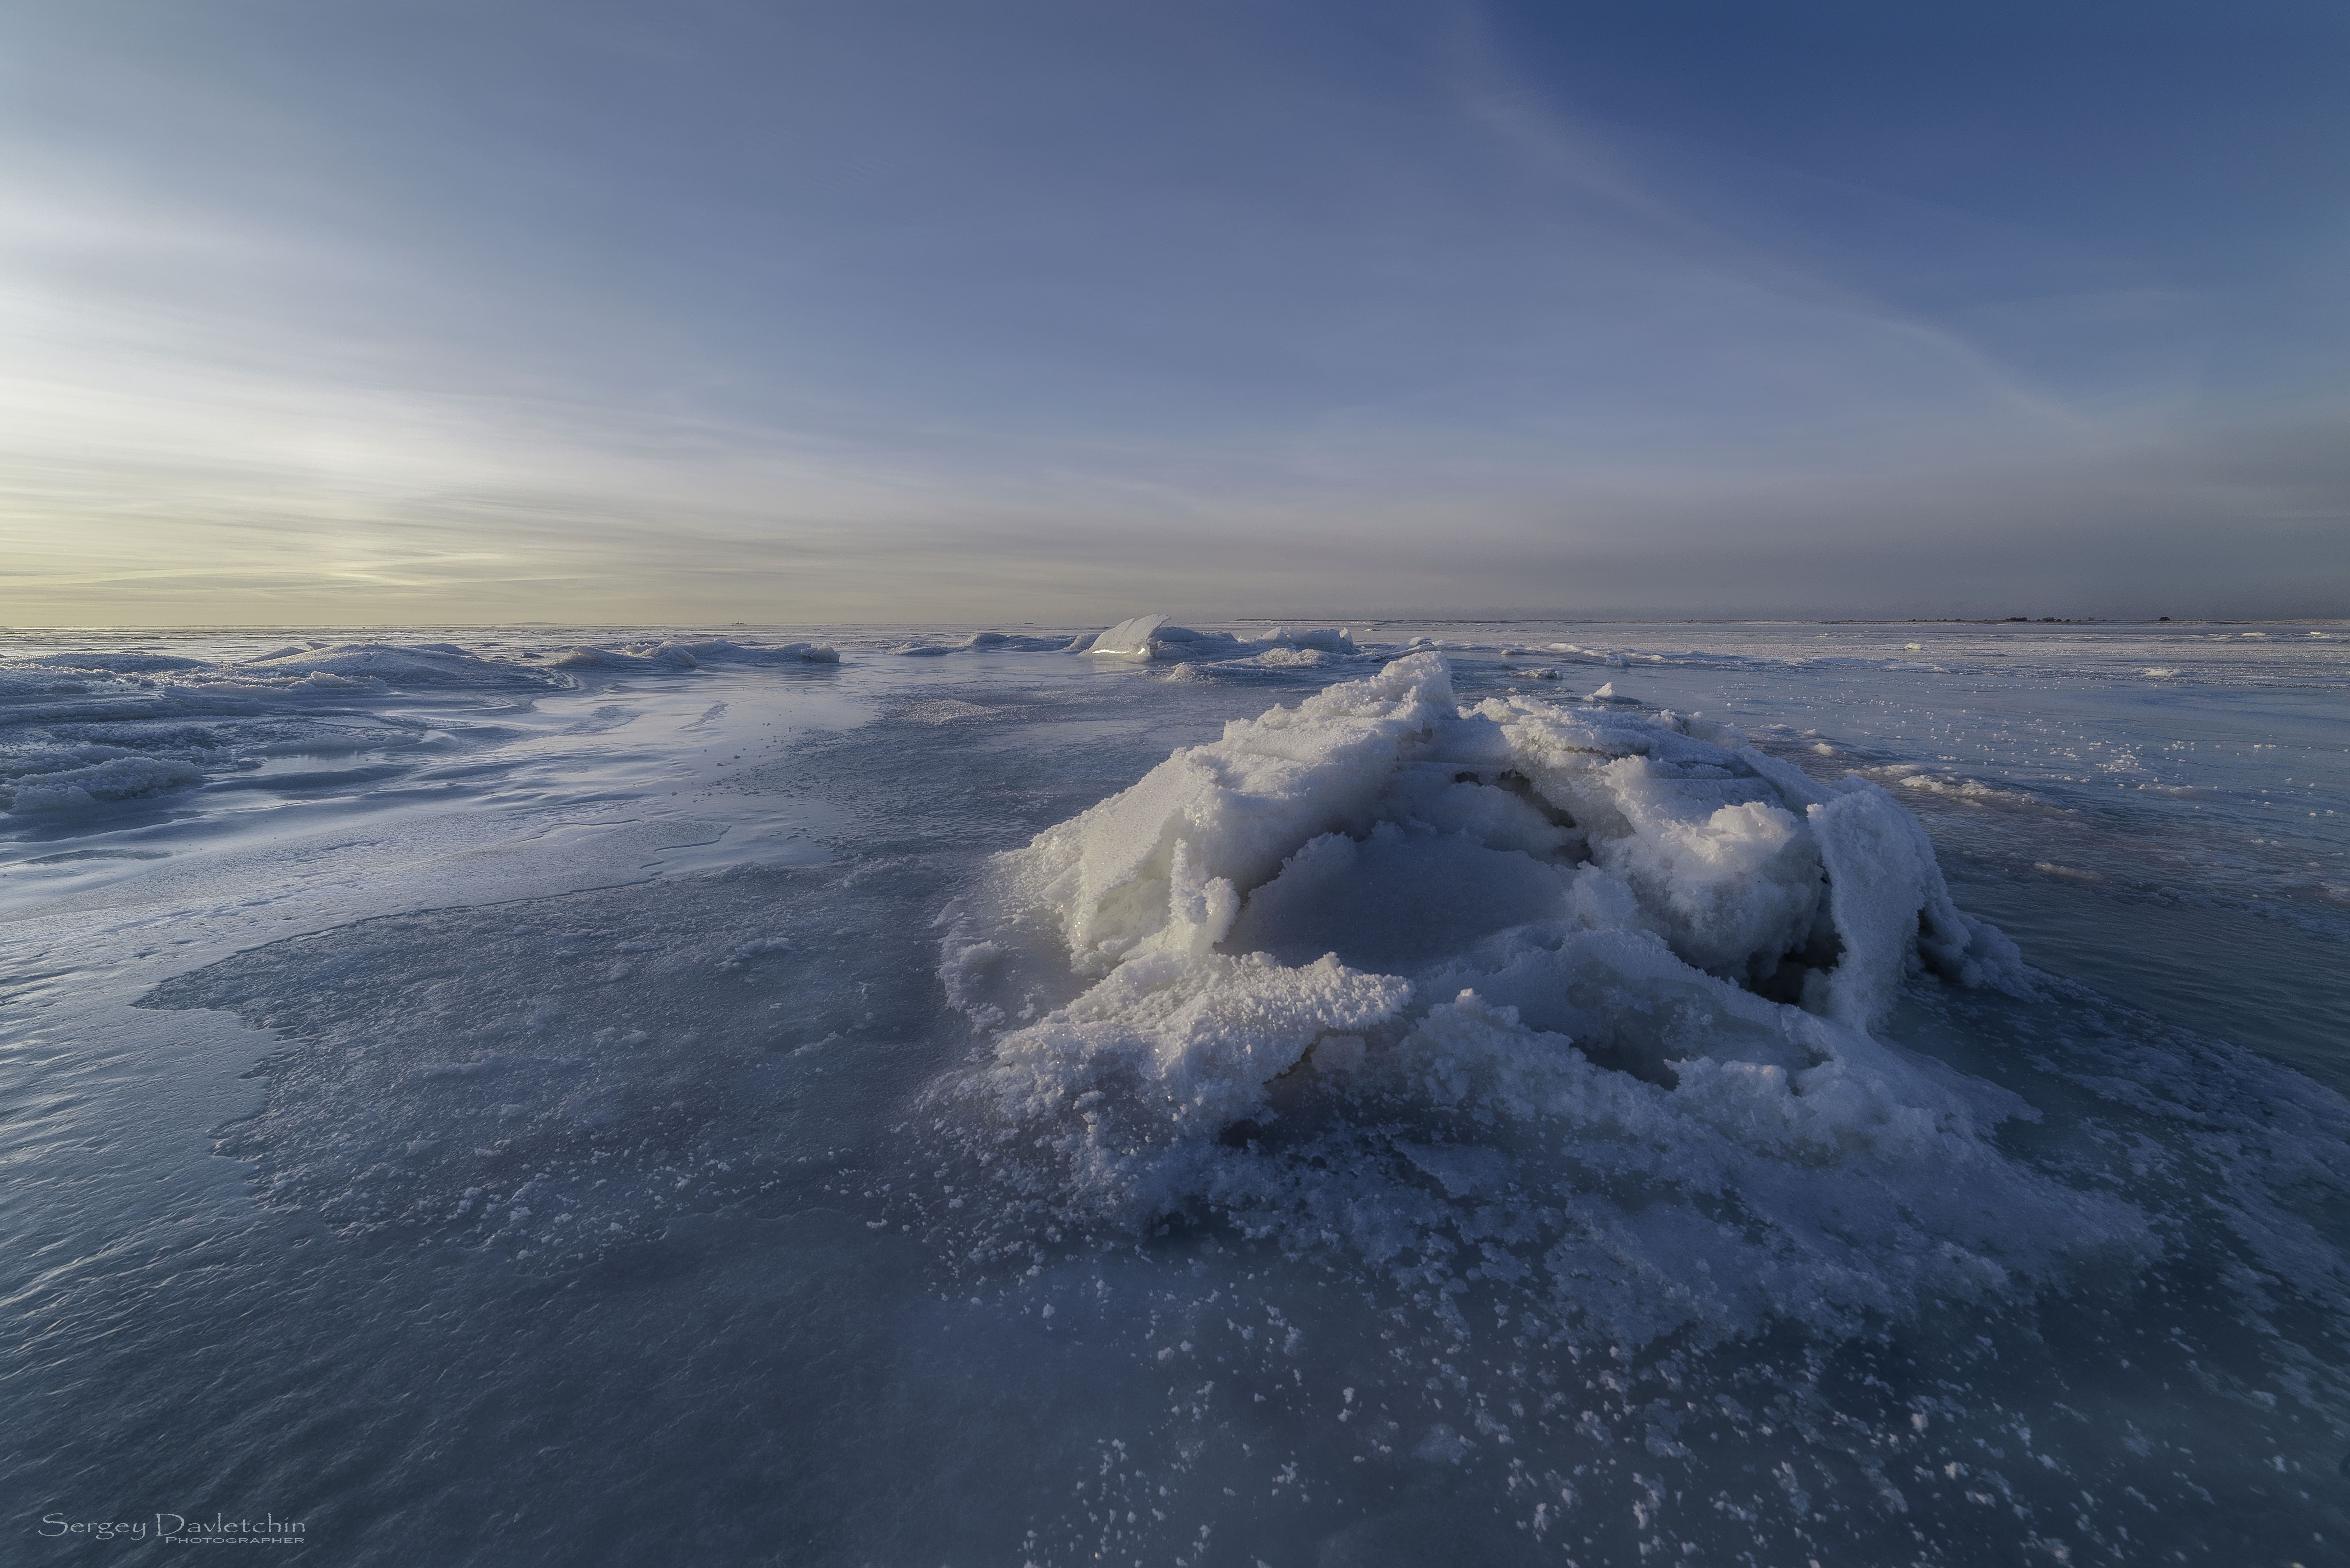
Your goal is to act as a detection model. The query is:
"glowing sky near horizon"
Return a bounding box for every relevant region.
[3,0,2346,626]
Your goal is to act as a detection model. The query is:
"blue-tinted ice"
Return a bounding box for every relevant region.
[4,620,2346,1564]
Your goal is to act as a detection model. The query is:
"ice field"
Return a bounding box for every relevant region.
[4,619,2346,1565]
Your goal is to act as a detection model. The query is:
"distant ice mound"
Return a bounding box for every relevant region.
[934,654,2118,1349]
[6,651,209,675]
[1080,614,1361,663]
[891,632,1075,655]
[3,643,561,811]
[555,638,838,670]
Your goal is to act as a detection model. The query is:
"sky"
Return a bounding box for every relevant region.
[3,0,2346,627]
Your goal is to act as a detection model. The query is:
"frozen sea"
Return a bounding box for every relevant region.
[4,618,2346,1566]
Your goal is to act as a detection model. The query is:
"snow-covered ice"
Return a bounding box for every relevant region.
[4,618,2347,1566]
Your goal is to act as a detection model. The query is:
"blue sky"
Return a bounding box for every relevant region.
[3,0,2344,624]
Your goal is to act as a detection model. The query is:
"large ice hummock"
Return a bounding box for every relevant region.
[936,654,2106,1348]
[984,652,2014,1026]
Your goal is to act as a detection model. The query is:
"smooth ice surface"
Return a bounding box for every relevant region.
[5,619,2347,1566]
